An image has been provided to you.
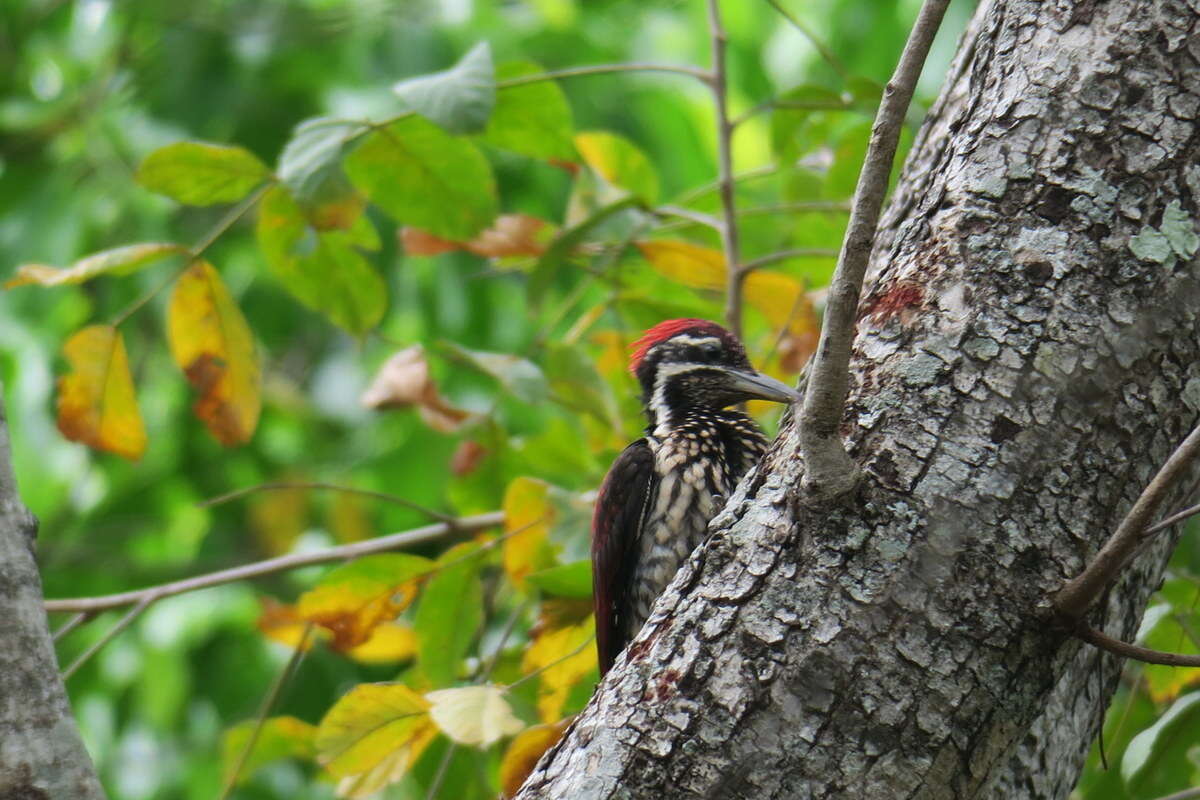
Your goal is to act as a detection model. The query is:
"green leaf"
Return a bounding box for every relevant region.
[573,131,659,204]
[278,116,367,230]
[392,42,495,135]
[257,186,387,335]
[444,342,547,404]
[137,142,269,206]
[344,115,498,240]
[1122,691,1200,798]
[769,85,847,162]
[221,716,316,786]
[544,342,616,425]
[526,560,592,599]
[415,543,484,687]
[6,243,185,289]
[528,195,639,305]
[484,61,575,161]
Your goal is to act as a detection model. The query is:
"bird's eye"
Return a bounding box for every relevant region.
[702,342,722,359]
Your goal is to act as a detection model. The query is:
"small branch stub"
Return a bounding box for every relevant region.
[796,0,952,501]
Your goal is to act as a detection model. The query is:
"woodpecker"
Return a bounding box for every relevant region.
[591,319,800,675]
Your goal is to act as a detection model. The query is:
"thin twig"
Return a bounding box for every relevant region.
[654,205,723,232]
[426,602,529,800]
[110,182,273,327]
[739,248,839,274]
[505,634,596,694]
[1150,787,1200,800]
[62,596,152,680]
[1144,500,1200,537]
[52,611,94,642]
[44,511,504,614]
[198,480,455,524]
[1055,423,1200,622]
[495,62,712,88]
[705,0,744,338]
[674,163,780,206]
[796,0,952,499]
[738,202,851,217]
[731,97,853,128]
[1076,624,1200,668]
[763,0,850,79]
[218,623,314,798]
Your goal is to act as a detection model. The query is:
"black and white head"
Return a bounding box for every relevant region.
[628,319,799,427]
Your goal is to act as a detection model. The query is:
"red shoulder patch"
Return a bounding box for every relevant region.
[628,318,726,373]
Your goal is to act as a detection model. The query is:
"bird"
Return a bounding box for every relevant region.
[591,318,801,676]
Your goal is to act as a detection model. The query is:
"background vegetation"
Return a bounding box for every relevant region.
[2,0,1198,797]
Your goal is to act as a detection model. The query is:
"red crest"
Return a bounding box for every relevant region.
[628,318,727,373]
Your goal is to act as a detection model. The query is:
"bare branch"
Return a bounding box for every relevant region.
[62,596,152,681]
[218,624,314,798]
[763,0,849,79]
[199,480,455,524]
[1055,422,1200,622]
[44,511,504,614]
[739,248,838,274]
[1144,499,1200,537]
[1076,623,1200,668]
[797,0,952,499]
[705,0,744,338]
[674,163,780,205]
[1151,787,1200,800]
[653,205,723,232]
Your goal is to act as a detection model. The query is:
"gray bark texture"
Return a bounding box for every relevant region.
[517,1,1200,798]
[0,388,106,799]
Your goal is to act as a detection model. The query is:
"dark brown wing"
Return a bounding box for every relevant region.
[592,438,656,676]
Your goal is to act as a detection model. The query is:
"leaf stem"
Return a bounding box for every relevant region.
[496,63,712,89]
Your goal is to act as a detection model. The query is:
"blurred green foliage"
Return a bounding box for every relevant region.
[5,1,1199,798]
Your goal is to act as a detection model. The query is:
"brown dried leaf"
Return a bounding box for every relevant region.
[360,346,471,434]
[450,440,487,476]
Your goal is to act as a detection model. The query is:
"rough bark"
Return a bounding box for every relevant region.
[0,387,106,798]
[518,1,1200,798]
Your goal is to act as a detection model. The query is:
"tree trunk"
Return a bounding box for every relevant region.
[518,1,1200,797]
[0,388,106,798]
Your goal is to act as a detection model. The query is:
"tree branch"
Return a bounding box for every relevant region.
[763,0,849,79]
[1055,422,1200,622]
[739,248,838,273]
[1076,624,1200,668]
[796,0,951,499]
[705,0,744,339]
[198,480,455,524]
[43,511,503,614]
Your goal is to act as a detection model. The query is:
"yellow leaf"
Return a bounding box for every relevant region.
[167,260,261,446]
[522,602,596,723]
[56,325,147,460]
[297,553,432,651]
[316,683,436,788]
[347,622,418,665]
[502,477,557,587]
[6,243,184,289]
[499,719,572,797]
[256,597,329,651]
[743,271,817,335]
[636,239,725,290]
[426,685,525,747]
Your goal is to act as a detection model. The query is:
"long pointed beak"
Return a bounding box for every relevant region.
[720,368,802,404]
